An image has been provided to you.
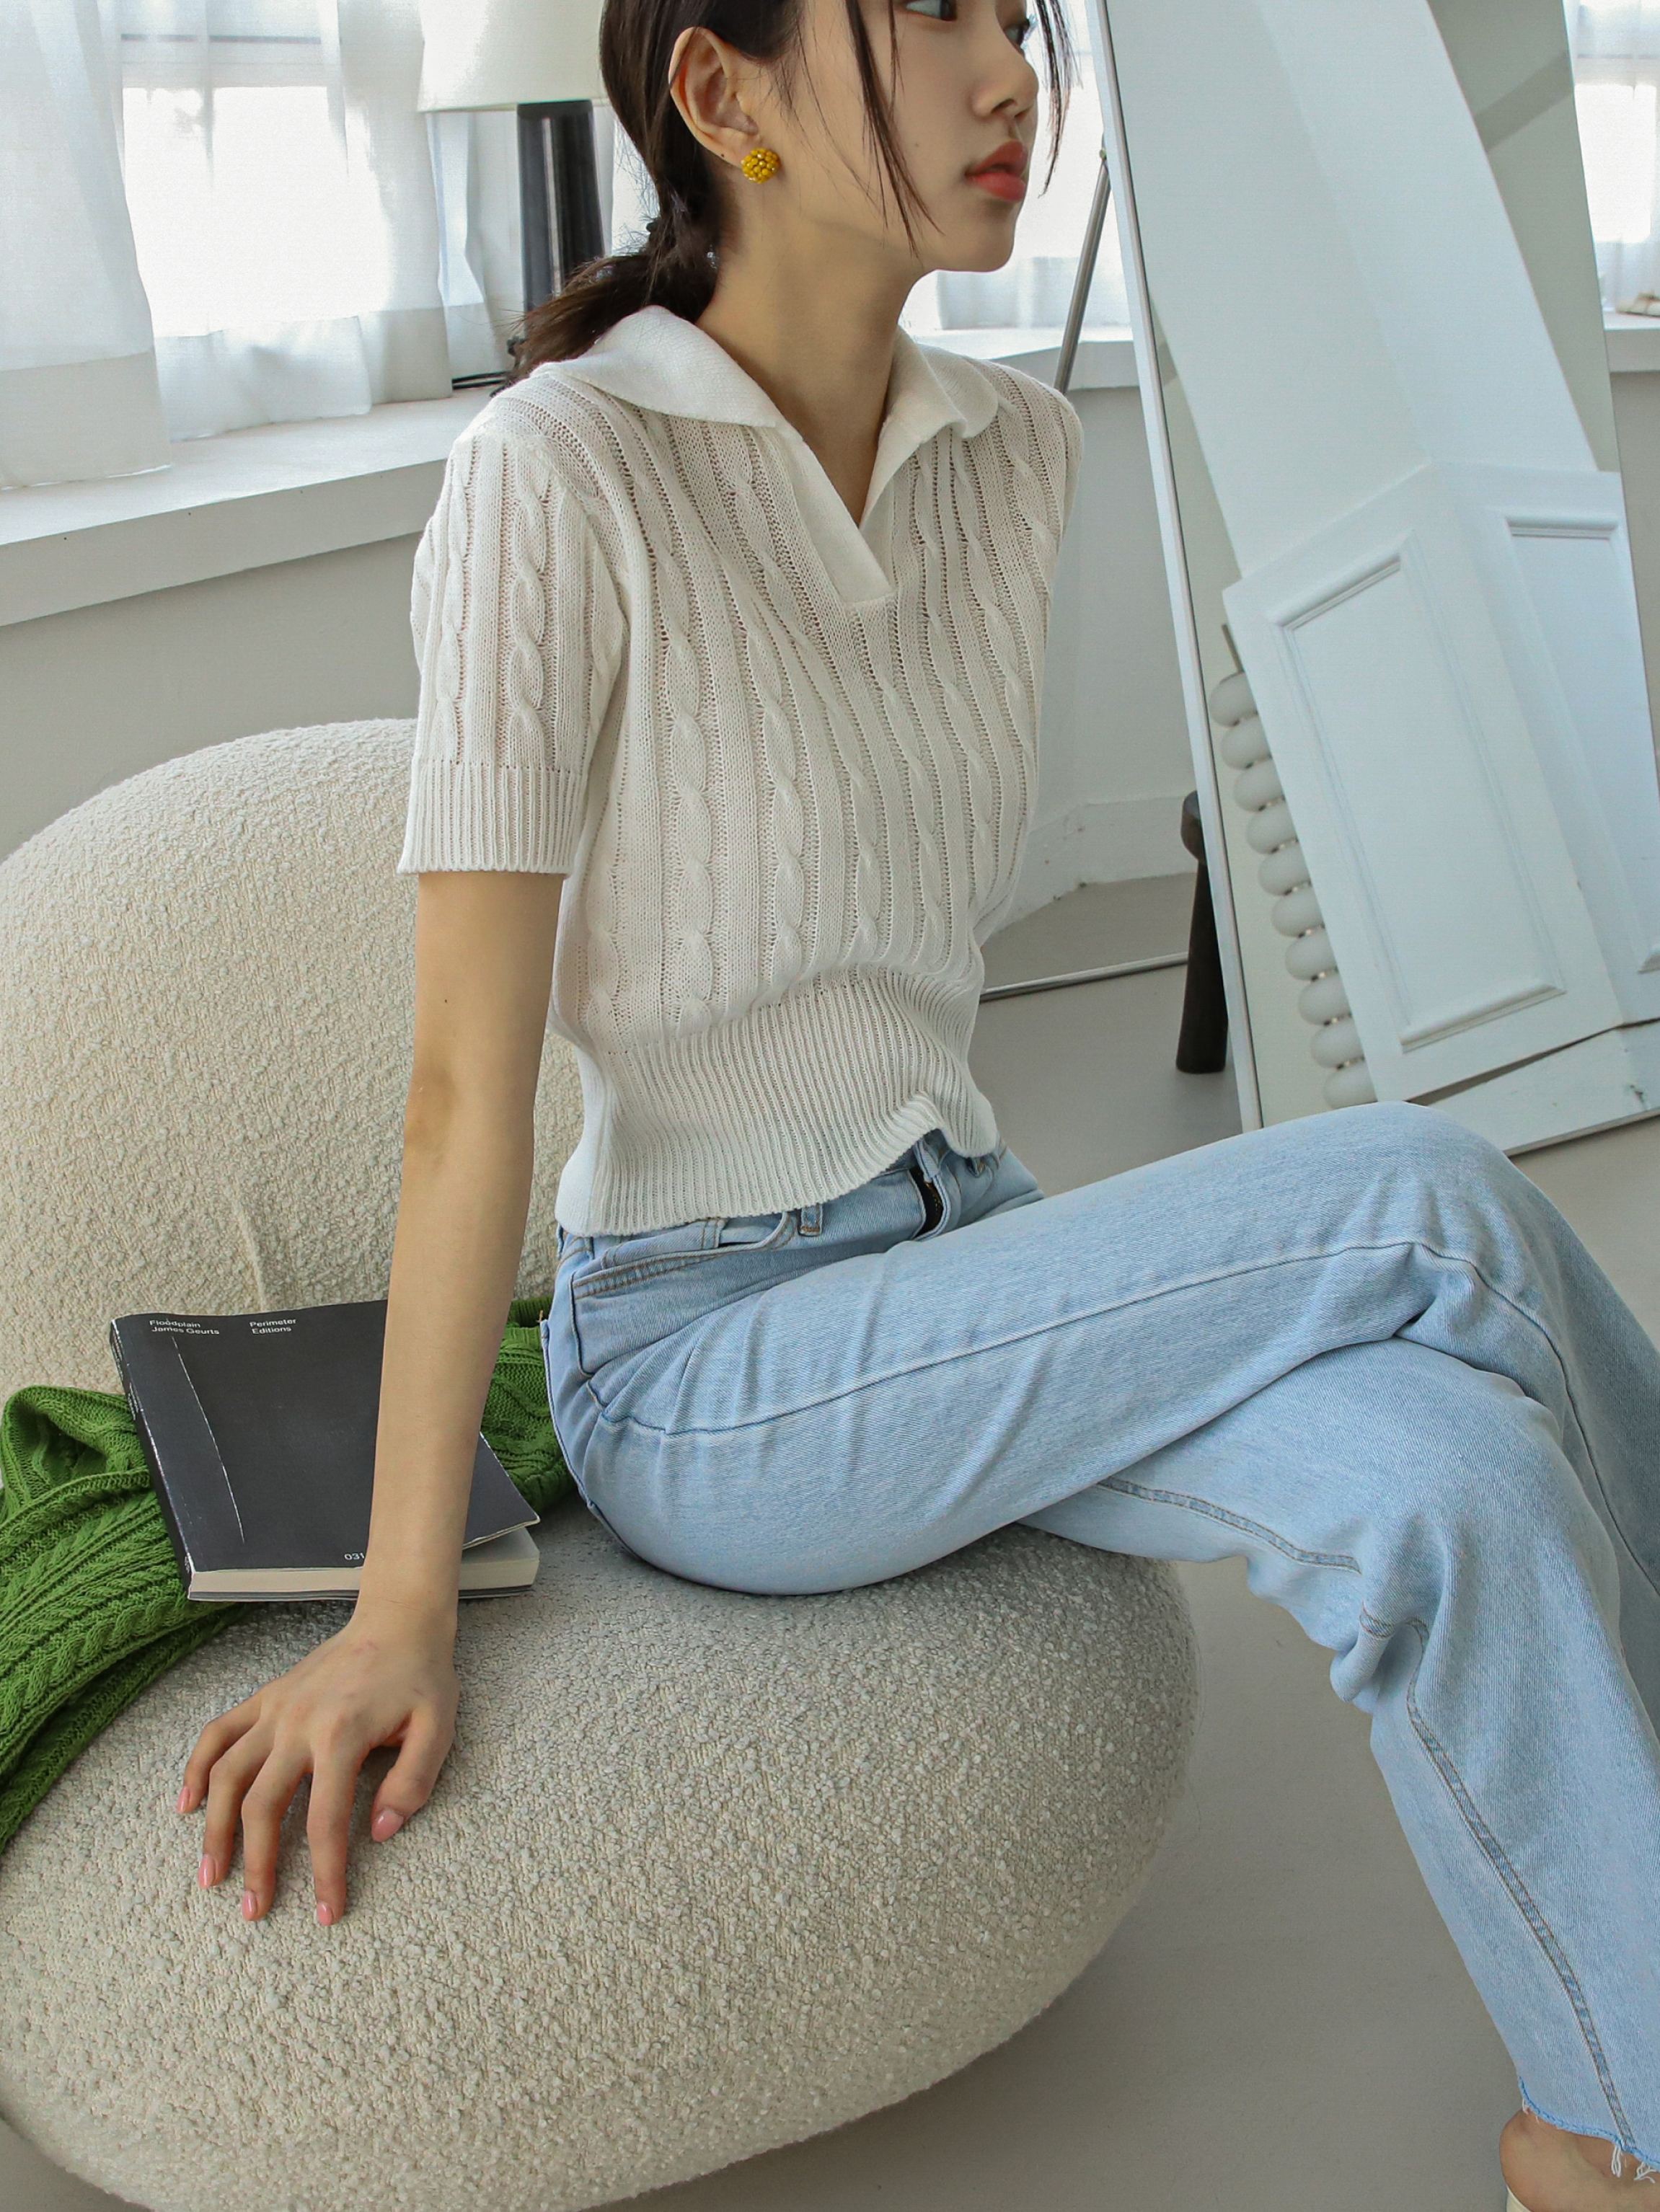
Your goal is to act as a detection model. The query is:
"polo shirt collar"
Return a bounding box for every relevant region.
[558,301,999,440]
[543,304,1001,601]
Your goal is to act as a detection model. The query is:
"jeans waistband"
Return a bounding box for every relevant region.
[557,1130,1002,1254]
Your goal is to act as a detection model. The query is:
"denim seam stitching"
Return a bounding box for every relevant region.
[577,1252,741,1297]
[1100,1474,1359,1570]
[584,1234,1568,1444]
[563,1204,1656,2139]
[1392,1614,1641,2152]
[583,1223,1660,1614]
[1105,1474,1640,2153]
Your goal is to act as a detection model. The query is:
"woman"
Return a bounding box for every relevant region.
[175,0,1660,2199]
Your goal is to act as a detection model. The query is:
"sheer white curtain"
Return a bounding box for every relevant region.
[2,0,520,488]
[1572,0,1660,309]
[6,0,1113,495]
[1,0,171,490]
[118,0,460,438]
[425,102,523,381]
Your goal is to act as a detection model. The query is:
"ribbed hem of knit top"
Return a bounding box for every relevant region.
[398,759,589,877]
[552,967,1002,1235]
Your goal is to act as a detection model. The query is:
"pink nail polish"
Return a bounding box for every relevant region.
[317,1902,333,1925]
[198,1854,213,1887]
[242,1890,256,1919]
[177,1785,190,1813]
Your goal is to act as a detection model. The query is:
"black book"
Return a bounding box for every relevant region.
[109,1299,541,1601]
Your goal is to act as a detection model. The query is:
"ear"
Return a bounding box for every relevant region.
[668,22,767,168]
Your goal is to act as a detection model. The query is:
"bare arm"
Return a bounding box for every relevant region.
[360,868,567,1625]
[177,869,566,1926]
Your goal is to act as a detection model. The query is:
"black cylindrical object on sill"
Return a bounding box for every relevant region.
[517,100,606,313]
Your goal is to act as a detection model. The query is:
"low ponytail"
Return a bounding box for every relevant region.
[508,200,720,376]
[505,0,1076,379]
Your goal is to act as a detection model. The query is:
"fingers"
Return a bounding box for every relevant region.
[176,1697,260,1816]
[180,1629,459,1924]
[197,1715,371,1924]
[307,1712,451,1926]
[190,1709,453,1926]
[305,1722,372,1928]
[195,1723,268,1895]
[197,1723,309,1915]
[237,1743,316,1920]
[368,1709,452,1845]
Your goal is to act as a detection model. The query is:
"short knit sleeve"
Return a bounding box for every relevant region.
[397,421,627,875]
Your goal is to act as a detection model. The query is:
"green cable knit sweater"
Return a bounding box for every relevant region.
[0,1298,571,1858]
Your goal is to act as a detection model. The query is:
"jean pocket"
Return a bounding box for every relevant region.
[712,1208,796,1249]
[573,1208,795,1300]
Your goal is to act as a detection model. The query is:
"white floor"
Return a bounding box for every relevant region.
[4,873,1656,2212]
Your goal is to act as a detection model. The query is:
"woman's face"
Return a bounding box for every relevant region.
[672,0,1045,280]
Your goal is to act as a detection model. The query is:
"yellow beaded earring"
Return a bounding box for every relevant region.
[741,146,781,182]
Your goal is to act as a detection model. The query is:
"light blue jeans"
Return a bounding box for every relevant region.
[540,1102,1660,2169]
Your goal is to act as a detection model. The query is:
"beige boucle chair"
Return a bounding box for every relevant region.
[0,722,1199,2212]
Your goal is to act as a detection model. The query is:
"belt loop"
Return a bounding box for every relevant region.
[799,1200,823,1237]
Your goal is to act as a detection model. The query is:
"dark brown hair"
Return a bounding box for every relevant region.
[505,0,1077,375]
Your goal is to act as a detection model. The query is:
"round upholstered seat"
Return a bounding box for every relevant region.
[0,724,1199,2209]
[0,1501,1196,2212]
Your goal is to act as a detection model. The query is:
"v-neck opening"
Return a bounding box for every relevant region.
[538,303,1008,609]
[768,417,904,607]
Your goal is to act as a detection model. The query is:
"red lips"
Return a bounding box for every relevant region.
[966,139,1029,202]
[966,138,1029,180]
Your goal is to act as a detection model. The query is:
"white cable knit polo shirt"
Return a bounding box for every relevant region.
[398,302,1084,1234]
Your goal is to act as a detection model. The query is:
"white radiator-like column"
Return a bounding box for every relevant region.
[1208,671,1376,1109]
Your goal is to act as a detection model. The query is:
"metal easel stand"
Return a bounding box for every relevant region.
[1052,143,1113,396]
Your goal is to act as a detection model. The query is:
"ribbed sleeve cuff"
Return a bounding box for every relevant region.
[397,759,588,875]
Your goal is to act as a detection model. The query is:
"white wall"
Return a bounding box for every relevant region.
[0,535,425,862]
[1015,381,1196,924]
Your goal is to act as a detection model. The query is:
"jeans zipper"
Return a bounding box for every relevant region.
[908,1157,945,1234]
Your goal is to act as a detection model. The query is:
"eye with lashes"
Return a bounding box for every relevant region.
[901,0,1035,45]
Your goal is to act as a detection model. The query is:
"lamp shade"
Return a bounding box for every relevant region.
[415,0,606,109]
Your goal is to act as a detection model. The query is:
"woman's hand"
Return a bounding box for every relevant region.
[177,1600,461,1926]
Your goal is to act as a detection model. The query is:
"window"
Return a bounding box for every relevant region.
[1572,0,1660,310]
[112,0,464,440]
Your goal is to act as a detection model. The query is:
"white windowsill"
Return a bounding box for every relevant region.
[4,317,1657,629]
[0,391,490,629]
[1605,311,1660,366]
